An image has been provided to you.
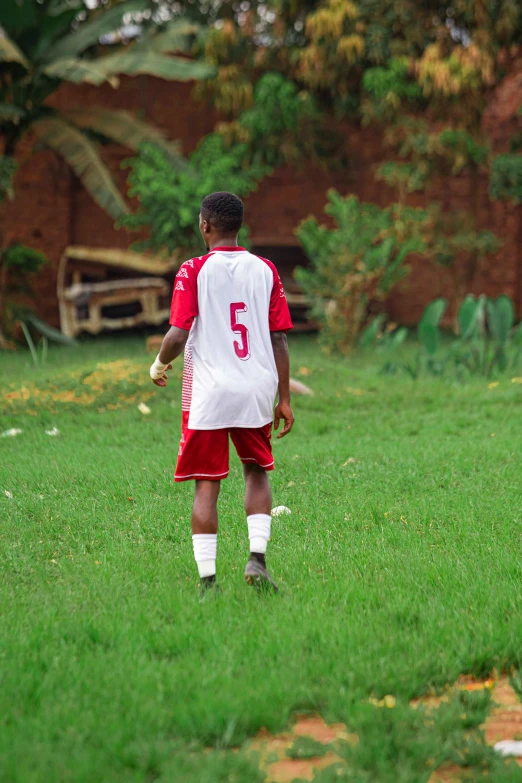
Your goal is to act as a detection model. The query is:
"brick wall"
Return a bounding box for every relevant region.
[6,69,522,328]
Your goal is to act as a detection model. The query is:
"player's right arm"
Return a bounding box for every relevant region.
[150,258,200,387]
[271,331,294,438]
[150,327,189,387]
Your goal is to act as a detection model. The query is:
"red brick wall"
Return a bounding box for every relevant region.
[3,133,73,324]
[6,69,522,327]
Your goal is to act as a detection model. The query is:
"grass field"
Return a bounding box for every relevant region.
[1,334,522,782]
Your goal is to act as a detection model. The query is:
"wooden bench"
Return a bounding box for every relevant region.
[58,246,180,338]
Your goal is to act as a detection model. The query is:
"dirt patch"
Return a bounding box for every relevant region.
[247,715,358,782]
[2,359,157,412]
[265,753,343,782]
[482,677,522,761]
[428,762,473,782]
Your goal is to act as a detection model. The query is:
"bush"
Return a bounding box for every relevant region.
[489,153,522,205]
[295,190,428,354]
[365,294,522,378]
[120,135,268,257]
[121,73,322,257]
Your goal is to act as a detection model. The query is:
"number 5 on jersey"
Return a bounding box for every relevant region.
[230,302,250,361]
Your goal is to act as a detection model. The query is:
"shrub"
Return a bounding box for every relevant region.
[295,190,428,353]
[489,153,522,205]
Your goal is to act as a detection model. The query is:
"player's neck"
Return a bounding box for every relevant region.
[207,235,239,251]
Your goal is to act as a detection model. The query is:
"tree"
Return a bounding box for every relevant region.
[0,0,214,345]
[296,191,429,353]
[0,0,214,216]
[121,73,323,256]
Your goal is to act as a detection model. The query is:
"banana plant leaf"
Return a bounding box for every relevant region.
[32,117,128,220]
[23,312,77,345]
[61,107,185,163]
[42,57,119,87]
[0,103,26,123]
[43,0,147,60]
[97,50,216,81]
[0,29,29,67]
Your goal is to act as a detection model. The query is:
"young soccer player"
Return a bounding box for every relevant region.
[150,192,294,593]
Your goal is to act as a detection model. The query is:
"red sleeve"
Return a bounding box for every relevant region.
[169,258,200,330]
[268,264,293,332]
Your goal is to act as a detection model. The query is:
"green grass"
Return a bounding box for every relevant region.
[1,335,522,782]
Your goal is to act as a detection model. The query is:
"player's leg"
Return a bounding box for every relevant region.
[244,463,272,517]
[174,412,229,590]
[231,426,279,591]
[192,479,221,589]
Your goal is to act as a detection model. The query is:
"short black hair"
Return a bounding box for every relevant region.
[201,192,244,233]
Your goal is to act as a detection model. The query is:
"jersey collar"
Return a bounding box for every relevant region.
[210,246,247,252]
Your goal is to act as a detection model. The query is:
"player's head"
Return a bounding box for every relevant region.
[200,192,244,246]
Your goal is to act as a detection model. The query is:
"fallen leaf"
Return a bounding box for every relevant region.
[4,490,13,499]
[272,506,292,516]
[488,382,499,389]
[138,402,151,415]
[342,458,356,466]
[297,367,312,377]
[369,694,396,708]
[45,427,60,437]
[511,377,522,384]
[1,428,22,438]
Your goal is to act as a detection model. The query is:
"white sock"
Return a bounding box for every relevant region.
[247,513,271,554]
[192,534,217,578]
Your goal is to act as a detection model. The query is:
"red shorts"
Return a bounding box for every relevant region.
[175,411,274,482]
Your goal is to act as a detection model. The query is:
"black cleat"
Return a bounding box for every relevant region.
[244,557,279,592]
[198,576,220,603]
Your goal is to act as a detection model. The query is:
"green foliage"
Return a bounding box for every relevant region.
[3,243,47,273]
[229,73,321,167]
[419,206,500,311]
[436,129,489,170]
[20,312,76,366]
[384,122,489,186]
[362,59,424,123]
[422,207,500,270]
[0,0,212,219]
[0,156,17,202]
[121,136,268,256]
[418,298,447,356]
[296,190,429,354]
[121,74,317,256]
[489,154,522,205]
[0,241,64,348]
[377,161,428,196]
[372,294,522,378]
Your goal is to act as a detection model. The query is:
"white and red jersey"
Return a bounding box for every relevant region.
[169,246,293,430]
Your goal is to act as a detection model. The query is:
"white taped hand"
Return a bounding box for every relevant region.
[150,355,169,382]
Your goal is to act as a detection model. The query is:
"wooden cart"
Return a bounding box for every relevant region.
[57,246,180,338]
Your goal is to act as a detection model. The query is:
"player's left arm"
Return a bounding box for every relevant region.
[149,327,189,387]
[267,263,294,438]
